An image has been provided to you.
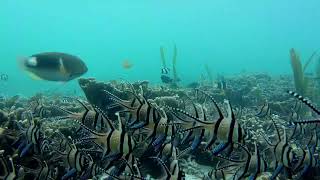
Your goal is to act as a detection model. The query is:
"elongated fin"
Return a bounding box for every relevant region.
[288,90,320,115]
[104,90,136,110]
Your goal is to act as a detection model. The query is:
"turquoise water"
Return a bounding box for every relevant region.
[1,0,320,96]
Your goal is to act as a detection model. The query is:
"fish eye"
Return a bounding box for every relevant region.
[27,57,38,67]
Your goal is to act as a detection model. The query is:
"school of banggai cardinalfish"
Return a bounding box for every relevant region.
[1,83,320,180]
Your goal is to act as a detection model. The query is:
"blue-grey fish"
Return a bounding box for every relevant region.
[18,52,87,81]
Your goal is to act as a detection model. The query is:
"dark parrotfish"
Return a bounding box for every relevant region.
[18,52,88,82]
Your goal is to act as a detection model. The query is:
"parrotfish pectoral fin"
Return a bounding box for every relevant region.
[59,58,68,75]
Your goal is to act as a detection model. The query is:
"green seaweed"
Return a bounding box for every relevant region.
[160,44,179,88]
[204,64,213,85]
[160,46,167,68]
[172,44,178,83]
[290,48,320,99]
[290,48,308,95]
[316,56,320,78]
[303,50,319,73]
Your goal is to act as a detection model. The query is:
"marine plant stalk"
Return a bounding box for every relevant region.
[204,64,213,86]
[290,48,307,96]
[172,44,178,83]
[160,46,167,68]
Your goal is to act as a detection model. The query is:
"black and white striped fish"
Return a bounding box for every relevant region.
[255,102,271,118]
[18,119,43,157]
[105,89,163,130]
[55,99,110,132]
[262,121,295,180]
[105,88,175,148]
[169,89,245,155]
[293,145,318,179]
[30,100,49,119]
[55,137,92,180]
[71,112,136,171]
[215,143,267,180]
[23,159,55,180]
[0,150,17,180]
[161,67,170,75]
[150,157,185,180]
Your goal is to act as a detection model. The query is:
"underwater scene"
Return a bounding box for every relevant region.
[1,1,320,179]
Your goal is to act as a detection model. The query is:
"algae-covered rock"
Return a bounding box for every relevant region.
[0,110,9,125]
[78,78,128,108]
[79,78,187,110]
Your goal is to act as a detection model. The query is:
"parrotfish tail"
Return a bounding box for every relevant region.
[271,164,284,180]
[20,143,33,158]
[62,168,77,180]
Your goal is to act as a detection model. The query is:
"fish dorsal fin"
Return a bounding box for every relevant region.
[283,127,287,143]
[115,112,124,132]
[254,142,258,155]
[224,99,232,119]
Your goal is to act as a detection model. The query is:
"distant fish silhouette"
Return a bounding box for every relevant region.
[122,59,133,69]
[0,74,8,81]
[161,67,170,74]
[161,75,173,84]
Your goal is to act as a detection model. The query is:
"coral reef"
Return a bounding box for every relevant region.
[1,73,320,179]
